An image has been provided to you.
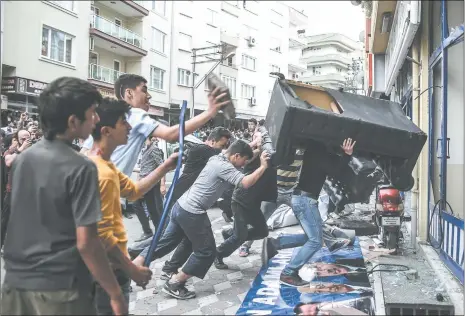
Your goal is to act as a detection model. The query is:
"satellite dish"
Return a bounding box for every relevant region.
[358,31,365,43]
[351,0,362,6]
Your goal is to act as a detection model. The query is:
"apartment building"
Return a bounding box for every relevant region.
[1,0,170,117]
[1,0,307,120]
[365,0,464,289]
[298,33,364,92]
[169,0,308,121]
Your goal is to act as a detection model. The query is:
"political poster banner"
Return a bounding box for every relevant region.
[236,238,375,316]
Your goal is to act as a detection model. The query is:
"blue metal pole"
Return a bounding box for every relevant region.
[143,100,187,267]
[440,0,449,207]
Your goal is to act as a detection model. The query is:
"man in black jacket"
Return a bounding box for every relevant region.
[261,138,356,287]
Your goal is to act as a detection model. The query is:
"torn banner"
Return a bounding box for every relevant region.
[236,238,375,316]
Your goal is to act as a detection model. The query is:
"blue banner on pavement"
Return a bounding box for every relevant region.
[236,238,375,315]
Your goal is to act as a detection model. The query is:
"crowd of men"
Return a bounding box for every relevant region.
[1,72,356,316]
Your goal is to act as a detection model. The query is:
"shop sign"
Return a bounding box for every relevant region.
[1,77,48,96]
[148,106,164,117]
[97,87,116,99]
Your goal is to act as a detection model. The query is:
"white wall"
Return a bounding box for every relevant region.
[170,0,295,117]
[3,1,91,81]
[140,1,172,108]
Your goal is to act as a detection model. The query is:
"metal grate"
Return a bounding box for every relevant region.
[386,303,454,316]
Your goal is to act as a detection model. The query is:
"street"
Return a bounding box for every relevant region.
[126,206,303,315]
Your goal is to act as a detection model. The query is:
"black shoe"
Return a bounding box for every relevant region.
[222,212,233,223]
[214,257,229,270]
[221,229,232,241]
[162,280,196,300]
[261,237,278,265]
[328,239,350,253]
[160,271,176,281]
[123,212,133,219]
[128,248,142,260]
[135,232,153,242]
[279,272,309,287]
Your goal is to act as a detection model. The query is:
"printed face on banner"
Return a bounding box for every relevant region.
[236,238,375,316]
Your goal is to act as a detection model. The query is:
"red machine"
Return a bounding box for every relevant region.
[375,185,404,252]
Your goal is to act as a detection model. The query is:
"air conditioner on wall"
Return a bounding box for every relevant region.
[248,36,256,47]
[249,97,257,106]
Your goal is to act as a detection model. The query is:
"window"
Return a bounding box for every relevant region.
[150,66,165,90]
[270,64,280,73]
[336,67,343,73]
[152,28,166,53]
[152,0,166,16]
[221,75,236,98]
[241,54,256,71]
[241,84,256,98]
[50,1,74,11]
[178,32,192,52]
[312,66,321,75]
[114,18,122,27]
[206,8,217,27]
[177,68,191,86]
[270,37,281,52]
[41,26,74,64]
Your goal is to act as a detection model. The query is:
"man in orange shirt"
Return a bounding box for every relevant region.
[87,97,178,315]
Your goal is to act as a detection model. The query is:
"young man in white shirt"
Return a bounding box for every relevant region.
[81,74,230,177]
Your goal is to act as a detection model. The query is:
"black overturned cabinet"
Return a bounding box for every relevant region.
[265,79,427,197]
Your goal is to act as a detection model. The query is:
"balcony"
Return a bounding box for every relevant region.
[88,64,126,89]
[90,14,147,57]
[288,6,307,28]
[300,54,351,67]
[220,29,239,47]
[300,73,347,85]
[370,0,397,54]
[95,0,149,17]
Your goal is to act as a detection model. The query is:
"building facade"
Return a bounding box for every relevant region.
[168,0,308,122]
[1,0,171,118]
[298,33,365,93]
[1,0,308,122]
[366,0,464,285]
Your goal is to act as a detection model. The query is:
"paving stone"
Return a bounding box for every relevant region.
[198,293,219,307]
[227,270,244,281]
[157,298,178,312]
[214,280,232,292]
[224,304,241,315]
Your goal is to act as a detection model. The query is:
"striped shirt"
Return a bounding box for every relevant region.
[276,149,305,193]
[139,142,164,178]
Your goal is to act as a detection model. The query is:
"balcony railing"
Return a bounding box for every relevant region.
[300,54,351,67]
[300,73,347,83]
[89,64,126,85]
[91,14,143,48]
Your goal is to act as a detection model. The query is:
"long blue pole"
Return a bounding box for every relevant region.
[143,100,187,267]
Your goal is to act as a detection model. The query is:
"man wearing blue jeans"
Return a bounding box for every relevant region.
[261,138,356,287]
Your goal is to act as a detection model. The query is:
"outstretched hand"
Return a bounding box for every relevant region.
[341,138,356,155]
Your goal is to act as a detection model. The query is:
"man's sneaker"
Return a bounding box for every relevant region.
[162,280,196,300]
[279,273,310,287]
[238,245,250,257]
[135,232,153,242]
[261,237,278,265]
[160,271,176,281]
[222,212,233,223]
[328,238,351,253]
[214,257,229,269]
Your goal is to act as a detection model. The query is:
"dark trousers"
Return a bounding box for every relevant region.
[1,192,11,249]
[134,184,163,235]
[94,270,130,316]
[140,203,216,279]
[218,187,234,219]
[162,238,192,275]
[217,201,269,258]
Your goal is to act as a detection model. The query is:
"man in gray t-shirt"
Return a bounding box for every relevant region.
[134,140,270,300]
[2,77,127,315]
